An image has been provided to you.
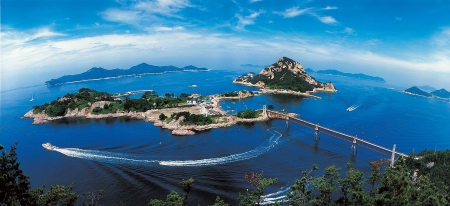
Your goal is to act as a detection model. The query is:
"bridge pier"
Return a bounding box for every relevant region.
[285,119,290,128]
[314,125,320,144]
[351,137,357,156]
[390,144,396,167]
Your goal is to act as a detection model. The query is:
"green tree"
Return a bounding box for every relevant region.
[210,196,229,206]
[148,178,194,206]
[310,164,341,205]
[337,162,372,205]
[0,143,32,205]
[159,113,167,121]
[237,172,277,205]
[286,164,318,205]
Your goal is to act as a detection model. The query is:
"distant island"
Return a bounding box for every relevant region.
[403,86,450,101]
[45,63,209,87]
[309,69,385,82]
[234,57,336,97]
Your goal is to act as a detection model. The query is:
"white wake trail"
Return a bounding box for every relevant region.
[260,186,290,205]
[159,130,283,167]
[53,148,158,165]
[346,95,365,112]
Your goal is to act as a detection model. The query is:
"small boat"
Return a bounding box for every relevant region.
[188,84,197,88]
[30,95,34,102]
[42,142,56,150]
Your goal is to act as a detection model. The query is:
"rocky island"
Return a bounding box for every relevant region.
[24,88,275,135]
[45,63,209,87]
[233,57,336,97]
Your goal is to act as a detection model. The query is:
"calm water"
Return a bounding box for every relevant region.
[1,70,449,205]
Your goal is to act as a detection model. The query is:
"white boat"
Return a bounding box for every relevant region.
[30,95,34,102]
[42,142,56,150]
[188,84,197,88]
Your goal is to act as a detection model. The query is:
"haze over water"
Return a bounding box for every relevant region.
[1,70,449,205]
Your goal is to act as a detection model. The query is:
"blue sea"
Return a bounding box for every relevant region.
[1,70,449,205]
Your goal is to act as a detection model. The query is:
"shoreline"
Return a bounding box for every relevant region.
[23,96,271,136]
[232,80,337,99]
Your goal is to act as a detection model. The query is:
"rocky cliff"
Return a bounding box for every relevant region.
[234,57,336,93]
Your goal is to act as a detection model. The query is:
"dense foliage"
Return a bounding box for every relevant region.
[248,71,317,92]
[221,91,239,97]
[0,144,104,206]
[33,88,193,117]
[406,149,450,197]
[170,111,215,125]
[236,109,261,119]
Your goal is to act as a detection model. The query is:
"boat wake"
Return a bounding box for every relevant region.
[260,186,290,205]
[53,148,158,165]
[159,129,283,167]
[49,128,283,167]
[346,95,365,112]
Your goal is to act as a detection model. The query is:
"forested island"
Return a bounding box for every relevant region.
[25,88,269,135]
[234,57,336,95]
[45,63,209,87]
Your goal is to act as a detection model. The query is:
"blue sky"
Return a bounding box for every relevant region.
[2,0,450,91]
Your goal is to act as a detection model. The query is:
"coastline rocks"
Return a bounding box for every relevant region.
[172,129,195,135]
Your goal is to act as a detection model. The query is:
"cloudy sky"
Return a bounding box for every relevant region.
[2,0,450,91]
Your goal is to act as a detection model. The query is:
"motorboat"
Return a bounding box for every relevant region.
[188,84,197,88]
[42,142,56,150]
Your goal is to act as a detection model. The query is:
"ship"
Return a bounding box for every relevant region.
[42,142,57,150]
[188,84,197,88]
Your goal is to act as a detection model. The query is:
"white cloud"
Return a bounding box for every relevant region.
[31,28,66,40]
[236,10,264,28]
[134,0,192,17]
[101,9,141,24]
[344,27,355,34]
[249,0,262,3]
[317,16,337,24]
[324,6,337,10]
[275,7,310,18]
[154,26,185,31]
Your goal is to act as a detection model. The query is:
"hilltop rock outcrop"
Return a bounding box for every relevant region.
[234,57,336,93]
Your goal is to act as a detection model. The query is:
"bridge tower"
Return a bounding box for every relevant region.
[314,125,320,143]
[262,104,267,117]
[351,137,357,156]
[390,144,396,167]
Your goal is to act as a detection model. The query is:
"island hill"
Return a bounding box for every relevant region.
[24,88,294,135]
[404,86,450,101]
[45,63,209,87]
[233,57,337,97]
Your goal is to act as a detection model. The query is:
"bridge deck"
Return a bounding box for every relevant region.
[267,110,408,157]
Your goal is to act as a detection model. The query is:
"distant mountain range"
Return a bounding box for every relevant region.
[45,63,209,87]
[308,69,385,82]
[404,86,450,100]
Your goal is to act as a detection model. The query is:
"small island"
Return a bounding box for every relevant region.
[24,88,274,135]
[403,86,450,101]
[313,69,386,83]
[45,63,209,87]
[233,57,337,97]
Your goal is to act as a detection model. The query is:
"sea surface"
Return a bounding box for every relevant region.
[1,70,449,205]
